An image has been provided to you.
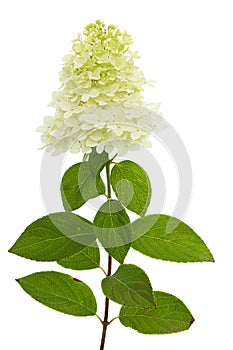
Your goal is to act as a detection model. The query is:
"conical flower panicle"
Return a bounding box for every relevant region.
[37,20,163,155]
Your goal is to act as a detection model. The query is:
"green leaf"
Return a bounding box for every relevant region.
[88,147,109,175]
[94,200,132,263]
[9,212,95,261]
[131,215,214,262]
[17,271,97,316]
[111,160,151,216]
[61,162,105,211]
[102,264,155,307]
[119,291,194,334]
[58,243,100,270]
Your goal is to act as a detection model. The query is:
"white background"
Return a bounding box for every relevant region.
[1,0,233,349]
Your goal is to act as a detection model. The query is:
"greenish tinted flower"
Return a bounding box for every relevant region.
[37,20,163,155]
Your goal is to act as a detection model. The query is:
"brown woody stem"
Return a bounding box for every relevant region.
[99,162,112,350]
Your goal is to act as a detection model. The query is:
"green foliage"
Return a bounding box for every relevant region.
[88,148,109,174]
[94,199,131,263]
[17,271,97,316]
[132,214,215,262]
[61,162,105,211]
[10,152,215,345]
[111,160,151,216]
[58,244,100,270]
[102,264,155,307]
[119,291,194,334]
[9,212,95,261]
[61,148,108,211]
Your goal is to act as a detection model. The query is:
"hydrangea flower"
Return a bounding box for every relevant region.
[37,20,164,155]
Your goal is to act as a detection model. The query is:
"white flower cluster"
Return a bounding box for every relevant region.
[37,21,164,155]
[38,102,163,156]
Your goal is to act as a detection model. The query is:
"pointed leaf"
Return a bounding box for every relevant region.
[119,291,194,334]
[132,215,214,262]
[94,200,131,263]
[88,148,109,175]
[17,271,97,316]
[58,243,100,270]
[102,264,155,307]
[61,162,105,211]
[111,160,151,216]
[9,213,95,261]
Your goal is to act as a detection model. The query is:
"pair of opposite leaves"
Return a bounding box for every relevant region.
[59,150,214,264]
[17,264,195,335]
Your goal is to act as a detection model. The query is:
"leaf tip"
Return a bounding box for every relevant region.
[210,253,215,263]
[205,250,215,263]
[15,278,20,283]
[73,277,82,283]
[8,246,15,254]
[190,316,195,327]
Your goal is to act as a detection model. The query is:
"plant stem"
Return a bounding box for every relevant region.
[106,161,111,199]
[99,163,112,350]
[99,255,112,350]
